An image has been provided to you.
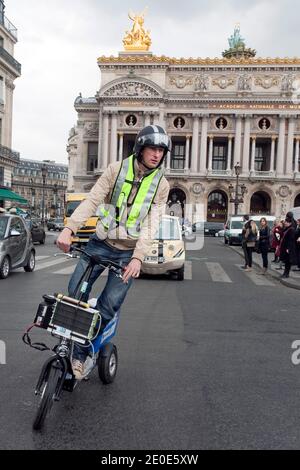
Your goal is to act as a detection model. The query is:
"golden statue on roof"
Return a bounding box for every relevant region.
[123,8,152,51]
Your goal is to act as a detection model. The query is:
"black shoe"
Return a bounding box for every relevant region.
[281,273,289,279]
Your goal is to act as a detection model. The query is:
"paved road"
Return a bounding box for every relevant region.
[1,235,300,449]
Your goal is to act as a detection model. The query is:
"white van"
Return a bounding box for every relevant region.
[289,207,300,221]
[224,214,276,245]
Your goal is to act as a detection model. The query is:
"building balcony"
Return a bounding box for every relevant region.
[0,144,20,163]
[249,170,275,179]
[1,15,18,41]
[0,46,21,74]
[207,169,232,177]
[165,168,190,177]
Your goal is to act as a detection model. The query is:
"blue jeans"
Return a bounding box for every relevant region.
[68,236,134,361]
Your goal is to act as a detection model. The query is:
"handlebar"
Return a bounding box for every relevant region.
[55,245,126,279]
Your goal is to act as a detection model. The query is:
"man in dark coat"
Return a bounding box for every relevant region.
[293,218,300,272]
[279,216,297,278]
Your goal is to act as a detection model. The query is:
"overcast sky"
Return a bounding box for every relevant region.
[6,0,300,164]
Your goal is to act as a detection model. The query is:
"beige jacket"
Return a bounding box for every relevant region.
[66,158,170,262]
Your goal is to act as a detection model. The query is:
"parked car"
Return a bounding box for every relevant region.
[203,222,224,237]
[47,218,64,231]
[216,229,225,237]
[46,218,55,230]
[0,214,36,279]
[141,215,185,280]
[25,219,46,244]
[52,218,64,231]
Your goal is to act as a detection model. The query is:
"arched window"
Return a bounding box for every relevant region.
[207,191,228,222]
[250,191,271,214]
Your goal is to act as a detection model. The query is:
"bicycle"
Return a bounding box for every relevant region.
[23,246,125,431]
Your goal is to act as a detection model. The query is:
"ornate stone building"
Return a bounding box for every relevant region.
[12,159,68,217]
[67,18,300,222]
[0,0,21,204]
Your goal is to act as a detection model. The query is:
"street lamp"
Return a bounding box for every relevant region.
[41,163,48,226]
[228,162,247,215]
[30,178,35,215]
[53,183,58,217]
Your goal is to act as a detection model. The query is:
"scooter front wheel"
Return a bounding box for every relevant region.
[32,363,61,431]
[98,343,118,384]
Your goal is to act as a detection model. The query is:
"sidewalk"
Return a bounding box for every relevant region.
[229,245,300,290]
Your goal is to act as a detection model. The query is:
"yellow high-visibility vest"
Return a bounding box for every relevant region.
[99,155,164,238]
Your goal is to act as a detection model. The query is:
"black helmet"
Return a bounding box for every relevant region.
[133,125,171,161]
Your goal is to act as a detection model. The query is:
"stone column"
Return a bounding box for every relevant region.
[144,112,151,127]
[76,122,85,175]
[233,115,242,167]
[118,132,124,162]
[294,138,300,173]
[159,107,166,128]
[199,114,208,174]
[101,112,109,169]
[110,112,118,164]
[191,114,199,173]
[97,106,103,171]
[270,136,276,172]
[208,135,214,172]
[242,115,251,174]
[166,136,172,170]
[227,135,233,171]
[185,135,191,170]
[276,115,286,176]
[286,116,296,176]
[250,137,256,172]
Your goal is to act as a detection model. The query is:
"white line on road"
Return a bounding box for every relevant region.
[206,262,232,283]
[234,264,275,286]
[53,265,109,276]
[35,257,71,271]
[184,261,192,280]
[36,255,51,261]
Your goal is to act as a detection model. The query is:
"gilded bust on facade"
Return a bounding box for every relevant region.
[123,9,152,51]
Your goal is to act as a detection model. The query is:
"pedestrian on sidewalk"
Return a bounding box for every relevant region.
[258,217,270,275]
[279,216,296,278]
[242,215,258,271]
[272,219,283,263]
[292,218,300,272]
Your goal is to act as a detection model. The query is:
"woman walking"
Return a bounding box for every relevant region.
[242,218,258,271]
[258,217,270,274]
[279,216,297,278]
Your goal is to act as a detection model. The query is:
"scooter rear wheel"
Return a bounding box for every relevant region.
[98,343,118,384]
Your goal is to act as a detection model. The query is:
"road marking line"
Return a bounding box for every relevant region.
[53,265,109,277]
[36,255,50,261]
[35,257,71,271]
[234,264,275,286]
[206,262,232,283]
[184,261,192,280]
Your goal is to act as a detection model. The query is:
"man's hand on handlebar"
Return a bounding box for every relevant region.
[122,258,141,284]
[56,228,72,253]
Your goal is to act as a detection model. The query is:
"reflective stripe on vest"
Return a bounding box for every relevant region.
[99,155,163,238]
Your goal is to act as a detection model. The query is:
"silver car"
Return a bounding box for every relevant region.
[0,214,36,279]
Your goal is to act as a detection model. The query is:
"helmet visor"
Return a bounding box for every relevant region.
[139,133,170,150]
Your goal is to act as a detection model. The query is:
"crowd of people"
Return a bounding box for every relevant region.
[241,212,300,278]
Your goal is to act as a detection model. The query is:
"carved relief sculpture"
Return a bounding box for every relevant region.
[104,82,160,98]
[238,74,252,91]
[255,75,279,89]
[84,122,99,137]
[169,75,193,89]
[194,74,209,92]
[212,75,235,89]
